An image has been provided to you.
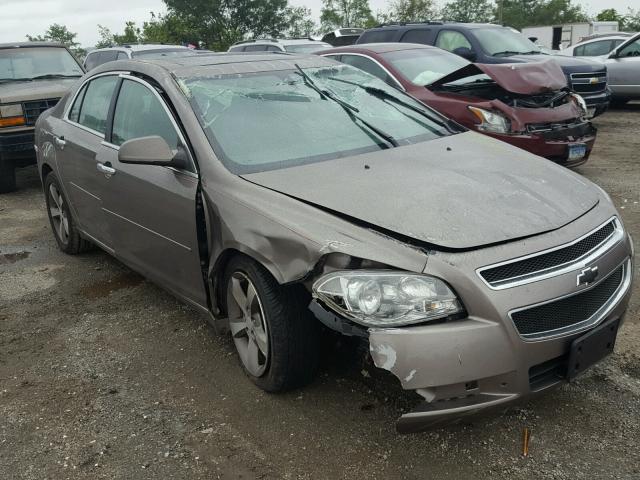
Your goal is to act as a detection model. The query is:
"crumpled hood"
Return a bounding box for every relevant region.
[0,78,78,103]
[242,132,599,250]
[430,60,567,95]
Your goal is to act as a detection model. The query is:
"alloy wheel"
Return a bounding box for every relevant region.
[48,183,69,245]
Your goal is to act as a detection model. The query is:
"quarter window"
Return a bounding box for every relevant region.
[435,30,472,52]
[68,84,88,123]
[111,79,179,150]
[77,75,119,134]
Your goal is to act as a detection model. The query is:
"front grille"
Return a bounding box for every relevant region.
[480,220,616,286]
[526,121,594,141]
[22,98,60,126]
[570,72,607,94]
[511,264,624,337]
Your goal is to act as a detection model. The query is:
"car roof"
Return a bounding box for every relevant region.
[0,41,67,49]
[367,22,499,31]
[90,52,336,78]
[91,44,190,53]
[234,38,329,46]
[322,42,440,54]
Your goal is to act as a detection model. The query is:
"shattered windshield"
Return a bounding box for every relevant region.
[183,64,454,173]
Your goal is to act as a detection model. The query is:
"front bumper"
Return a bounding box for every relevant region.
[485,122,596,168]
[358,209,632,433]
[0,129,36,161]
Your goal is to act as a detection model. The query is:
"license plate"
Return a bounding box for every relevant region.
[566,317,619,381]
[587,107,596,118]
[568,143,587,161]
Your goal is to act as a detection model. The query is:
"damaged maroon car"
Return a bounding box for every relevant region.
[321,43,596,167]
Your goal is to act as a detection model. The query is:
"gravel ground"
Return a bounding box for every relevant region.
[1,104,639,479]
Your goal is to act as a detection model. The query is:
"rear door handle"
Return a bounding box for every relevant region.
[54,136,66,149]
[97,162,116,176]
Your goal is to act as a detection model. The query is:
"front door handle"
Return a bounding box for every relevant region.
[96,162,116,176]
[54,136,66,149]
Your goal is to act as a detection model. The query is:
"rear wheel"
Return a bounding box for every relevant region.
[44,172,91,254]
[224,256,320,392]
[0,155,16,193]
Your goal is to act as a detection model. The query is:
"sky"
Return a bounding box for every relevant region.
[0,0,636,47]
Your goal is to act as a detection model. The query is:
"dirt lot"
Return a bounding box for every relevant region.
[1,104,639,480]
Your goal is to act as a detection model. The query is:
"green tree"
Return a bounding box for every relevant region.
[27,23,86,57]
[497,0,587,30]
[320,0,376,31]
[95,25,115,49]
[163,0,290,50]
[284,6,316,37]
[624,8,640,32]
[380,0,438,23]
[112,21,142,45]
[442,0,494,23]
[141,12,194,45]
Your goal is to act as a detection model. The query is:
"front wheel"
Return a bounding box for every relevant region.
[224,256,320,392]
[44,173,91,254]
[0,155,16,193]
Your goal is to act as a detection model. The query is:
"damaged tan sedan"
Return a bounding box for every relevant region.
[35,54,634,432]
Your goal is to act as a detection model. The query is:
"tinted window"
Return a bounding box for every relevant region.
[68,84,88,122]
[359,29,397,44]
[339,55,395,86]
[84,52,100,70]
[619,38,640,57]
[244,45,268,52]
[77,76,119,134]
[98,51,118,64]
[577,40,614,56]
[435,30,472,52]
[400,29,431,44]
[184,65,452,173]
[111,79,178,150]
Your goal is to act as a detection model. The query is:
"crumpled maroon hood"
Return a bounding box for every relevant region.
[430,59,568,95]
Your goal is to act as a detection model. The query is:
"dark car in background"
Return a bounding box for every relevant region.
[84,44,197,71]
[35,54,632,432]
[357,22,611,117]
[321,43,596,166]
[0,42,83,192]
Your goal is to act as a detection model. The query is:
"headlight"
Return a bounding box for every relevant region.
[570,93,587,115]
[312,271,463,327]
[0,104,25,128]
[468,106,511,133]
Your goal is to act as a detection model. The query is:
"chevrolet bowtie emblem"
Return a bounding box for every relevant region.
[589,77,599,84]
[577,266,599,286]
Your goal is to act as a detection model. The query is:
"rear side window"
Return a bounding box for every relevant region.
[575,40,614,56]
[339,55,396,87]
[68,84,88,122]
[358,29,397,44]
[435,30,472,52]
[400,29,431,45]
[111,79,179,150]
[77,75,119,134]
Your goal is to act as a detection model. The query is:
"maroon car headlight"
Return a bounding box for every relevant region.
[312,271,463,327]
[468,106,511,134]
[569,93,588,116]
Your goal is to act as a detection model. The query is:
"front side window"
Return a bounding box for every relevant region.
[77,75,119,134]
[618,38,640,57]
[183,64,454,174]
[111,79,178,150]
[381,48,471,85]
[0,47,83,82]
[435,30,472,53]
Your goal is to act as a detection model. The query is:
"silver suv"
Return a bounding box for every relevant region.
[84,44,196,71]
[228,38,331,54]
[0,42,83,192]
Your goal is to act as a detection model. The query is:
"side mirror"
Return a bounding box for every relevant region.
[453,47,476,62]
[118,135,189,169]
[608,49,619,59]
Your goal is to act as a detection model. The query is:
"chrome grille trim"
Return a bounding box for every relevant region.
[477,217,624,290]
[508,258,631,341]
[22,98,60,126]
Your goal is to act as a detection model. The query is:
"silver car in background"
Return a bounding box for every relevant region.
[34,54,634,432]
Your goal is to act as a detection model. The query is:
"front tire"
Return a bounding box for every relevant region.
[44,172,91,254]
[0,155,17,193]
[224,256,320,392]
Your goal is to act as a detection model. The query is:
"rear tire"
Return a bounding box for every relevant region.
[44,172,91,254]
[0,155,17,193]
[224,255,320,392]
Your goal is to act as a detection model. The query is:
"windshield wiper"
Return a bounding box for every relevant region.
[30,73,82,80]
[0,77,34,83]
[492,50,527,57]
[294,64,398,148]
[327,76,458,133]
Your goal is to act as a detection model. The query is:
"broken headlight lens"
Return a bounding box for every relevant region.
[569,93,587,116]
[312,271,463,327]
[468,106,511,134]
